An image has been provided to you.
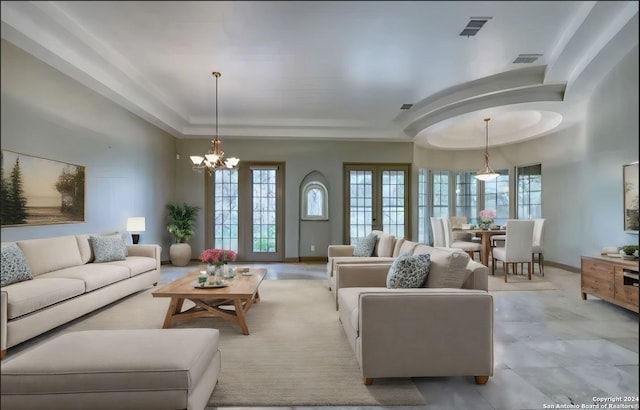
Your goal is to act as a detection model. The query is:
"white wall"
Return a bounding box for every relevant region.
[0,40,176,260]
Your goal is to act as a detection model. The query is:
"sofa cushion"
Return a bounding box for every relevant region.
[399,240,419,255]
[107,256,157,277]
[375,233,395,257]
[386,253,431,288]
[4,278,86,319]
[39,264,130,292]
[392,238,406,257]
[425,250,470,288]
[353,233,377,257]
[16,236,83,277]
[1,243,33,287]
[90,235,127,263]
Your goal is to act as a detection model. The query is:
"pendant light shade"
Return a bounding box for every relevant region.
[475,118,499,181]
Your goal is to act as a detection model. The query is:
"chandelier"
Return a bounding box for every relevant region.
[475,118,499,181]
[190,71,240,174]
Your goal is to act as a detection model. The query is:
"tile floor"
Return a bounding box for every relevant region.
[162,262,639,410]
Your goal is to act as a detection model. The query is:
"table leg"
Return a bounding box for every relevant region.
[481,234,491,266]
[234,299,250,335]
[162,298,184,329]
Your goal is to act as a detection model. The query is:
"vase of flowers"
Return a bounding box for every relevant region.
[199,248,238,276]
[478,209,496,230]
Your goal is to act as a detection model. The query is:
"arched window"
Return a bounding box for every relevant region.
[301,181,328,220]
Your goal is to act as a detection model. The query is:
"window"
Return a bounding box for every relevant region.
[343,164,409,244]
[516,164,542,219]
[432,171,449,218]
[483,169,509,226]
[301,181,328,220]
[418,168,428,243]
[213,169,239,252]
[455,171,478,224]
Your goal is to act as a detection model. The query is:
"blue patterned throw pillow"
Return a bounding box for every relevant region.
[90,235,127,263]
[1,243,33,287]
[353,232,377,257]
[386,253,431,288]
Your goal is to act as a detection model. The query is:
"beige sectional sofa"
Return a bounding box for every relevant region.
[1,234,161,359]
[332,243,494,385]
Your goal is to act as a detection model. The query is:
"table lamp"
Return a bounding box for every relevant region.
[126,217,146,244]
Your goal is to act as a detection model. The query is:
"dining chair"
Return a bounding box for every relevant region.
[430,217,446,247]
[443,217,482,261]
[532,218,546,276]
[491,219,535,282]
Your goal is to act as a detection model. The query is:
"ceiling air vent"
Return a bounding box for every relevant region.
[513,54,543,64]
[400,103,413,110]
[459,17,492,37]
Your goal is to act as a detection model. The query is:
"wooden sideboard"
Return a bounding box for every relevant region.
[581,255,639,313]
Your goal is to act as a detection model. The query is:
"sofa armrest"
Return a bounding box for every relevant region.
[464,260,489,291]
[336,263,391,289]
[1,290,7,358]
[328,245,355,258]
[357,288,493,379]
[127,244,162,272]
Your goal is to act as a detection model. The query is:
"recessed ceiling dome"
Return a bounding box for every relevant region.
[418,110,563,150]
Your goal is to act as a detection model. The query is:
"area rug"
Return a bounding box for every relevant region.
[487,270,557,291]
[53,279,426,407]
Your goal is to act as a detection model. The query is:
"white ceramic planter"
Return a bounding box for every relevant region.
[169,243,192,266]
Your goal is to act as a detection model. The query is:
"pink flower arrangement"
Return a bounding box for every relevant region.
[199,248,237,266]
[479,209,496,223]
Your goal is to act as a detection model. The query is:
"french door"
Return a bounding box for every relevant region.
[343,163,410,244]
[206,162,284,262]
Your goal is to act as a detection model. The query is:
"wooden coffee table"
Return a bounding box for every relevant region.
[152,268,267,335]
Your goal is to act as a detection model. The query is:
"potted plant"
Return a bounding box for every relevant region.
[620,245,639,260]
[166,202,200,266]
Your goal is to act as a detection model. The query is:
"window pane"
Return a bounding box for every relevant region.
[483,170,509,226]
[213,169,238,252]
[516,164,542,219]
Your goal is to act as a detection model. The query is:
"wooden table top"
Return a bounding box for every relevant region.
[152,268,267,299]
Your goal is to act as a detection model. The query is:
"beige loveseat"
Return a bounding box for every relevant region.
[336,246,493,385]
[327,231,414,292]
[1,234,161,359]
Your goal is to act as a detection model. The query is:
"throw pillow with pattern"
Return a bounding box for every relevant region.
[386,253,431,288]
[1,243,33,287]
[90,235,127,263]
[352,232,377,257]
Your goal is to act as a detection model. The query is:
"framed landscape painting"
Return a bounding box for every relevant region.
[1,149,85,227]
[623,162,639,234]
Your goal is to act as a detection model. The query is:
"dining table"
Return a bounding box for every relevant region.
[459,228,507,266]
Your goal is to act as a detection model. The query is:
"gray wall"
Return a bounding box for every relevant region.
[175,138,413,260]
[0,40,176,260]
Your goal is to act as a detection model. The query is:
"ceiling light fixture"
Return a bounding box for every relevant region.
[475,118,499,181]
[190,71,239,174]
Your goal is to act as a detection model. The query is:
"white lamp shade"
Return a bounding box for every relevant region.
[205,153,220,163]
[190,155,204,165]
[126,217,146,232]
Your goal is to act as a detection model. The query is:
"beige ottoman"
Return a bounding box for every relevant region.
[0,328,221,410]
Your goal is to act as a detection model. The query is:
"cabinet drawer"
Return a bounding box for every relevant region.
[582,260,614,279]
[615,267,639,307]
[581,259,614,299]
